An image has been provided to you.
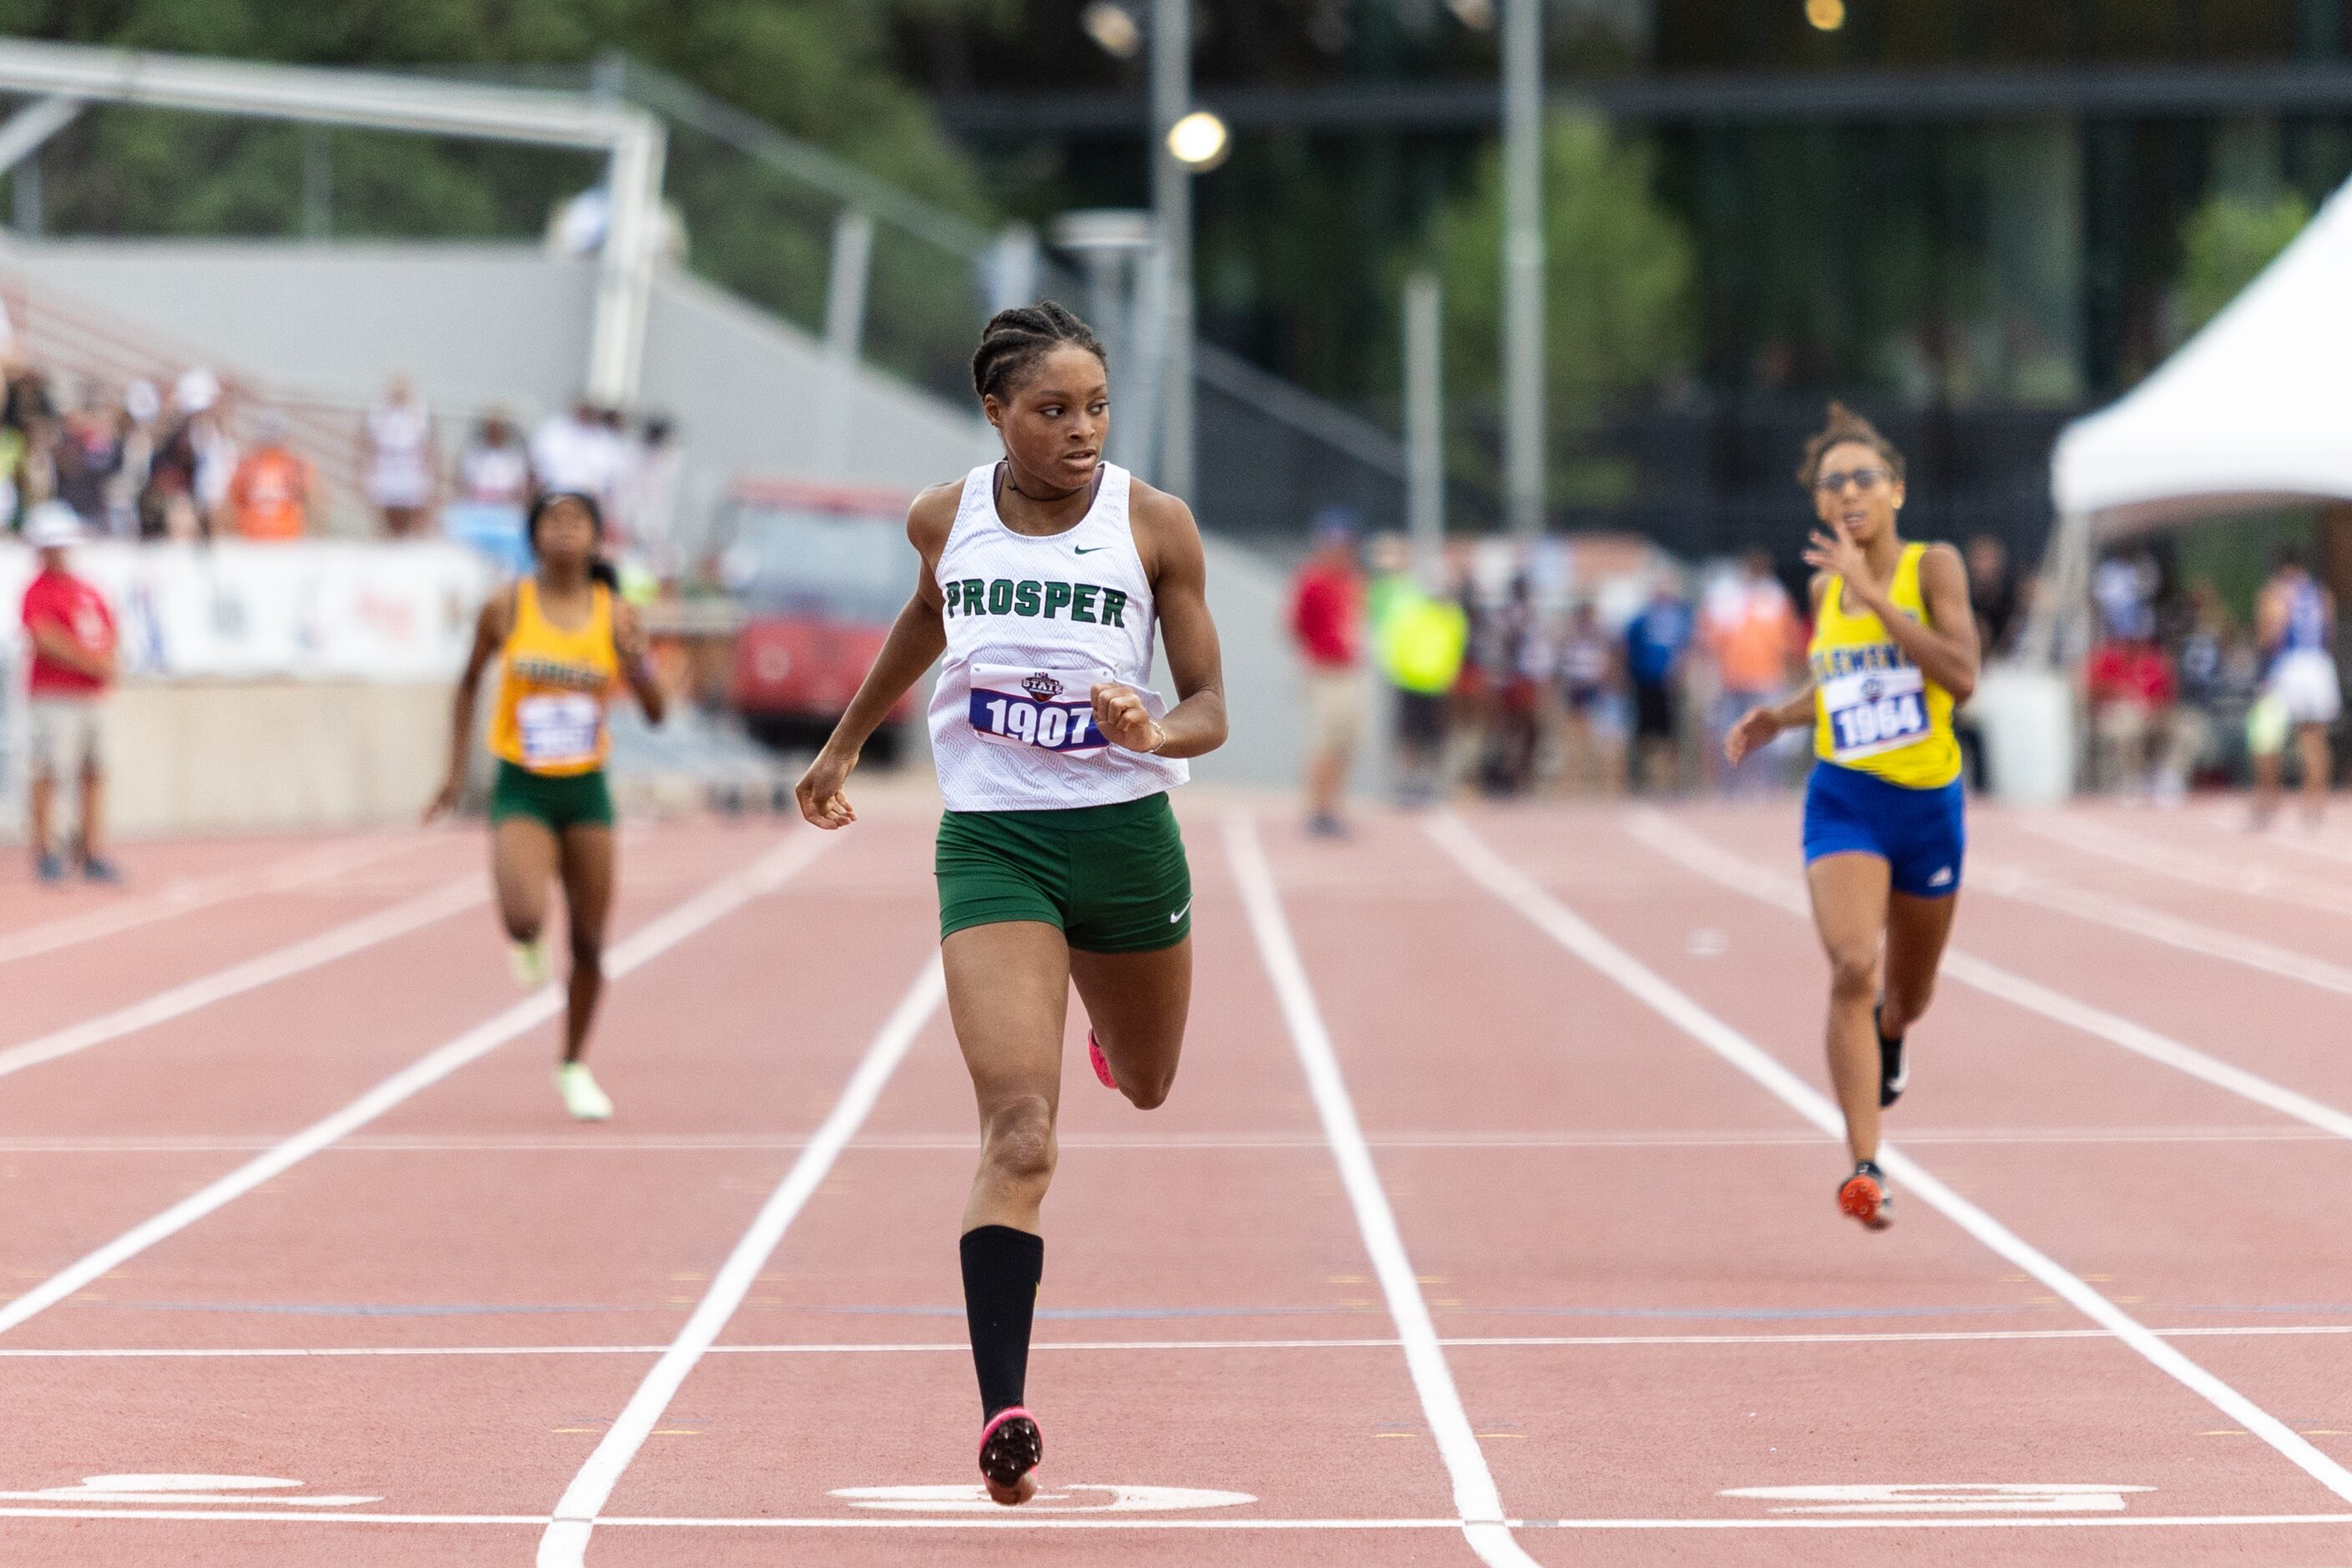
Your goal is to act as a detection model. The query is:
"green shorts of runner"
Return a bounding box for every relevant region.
[488,760,616,833]
[936,792,1191,953]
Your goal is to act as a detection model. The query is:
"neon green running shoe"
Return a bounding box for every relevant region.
[509,933,551,990]
[556,1062,614,1121]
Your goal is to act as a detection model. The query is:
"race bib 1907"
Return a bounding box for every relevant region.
[968,663,1109,754]
[1821,665,1928,761]
[518,692,604,768]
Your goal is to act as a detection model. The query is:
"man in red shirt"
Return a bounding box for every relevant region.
[1288,508,1365,837]
[2085,635,2176,797]
[19,502,119,883]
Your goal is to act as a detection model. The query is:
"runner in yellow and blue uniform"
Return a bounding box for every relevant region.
[1726,405,1980,1232]
[427,491,667,1121]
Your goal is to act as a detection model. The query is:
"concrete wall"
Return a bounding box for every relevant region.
[101,680,450,836]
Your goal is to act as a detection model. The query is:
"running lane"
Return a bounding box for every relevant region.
[1271,804,2347,1565]
[575,801,1484,1567]
[0,817,928,1566]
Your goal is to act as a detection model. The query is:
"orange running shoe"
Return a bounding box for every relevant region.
[1839,1161,1894,1231]
[1086,1029,1117,1090]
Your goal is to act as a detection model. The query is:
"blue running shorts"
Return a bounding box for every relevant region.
[1802,761,1965,899]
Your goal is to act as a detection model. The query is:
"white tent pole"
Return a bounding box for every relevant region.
[587,116,665,407]
[0,96,80,178]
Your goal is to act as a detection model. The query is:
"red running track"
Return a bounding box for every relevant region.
[4,797,2352,1564]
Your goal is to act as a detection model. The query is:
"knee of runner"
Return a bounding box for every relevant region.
[502,912,542,944]
[567,929,603,969]
[981,1097,1057,1190]
[1826,947,1879,1001]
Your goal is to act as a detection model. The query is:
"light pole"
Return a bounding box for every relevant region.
[1151,0,1196,501]
[1501,0,1545,539]
[1050,208,1157,474]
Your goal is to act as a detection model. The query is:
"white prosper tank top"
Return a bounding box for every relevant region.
[928,462,1188,812]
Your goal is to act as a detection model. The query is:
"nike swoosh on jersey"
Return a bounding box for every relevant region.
[1075,545,1105,554]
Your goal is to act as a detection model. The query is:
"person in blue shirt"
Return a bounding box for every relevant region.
[1624,573,1693,792]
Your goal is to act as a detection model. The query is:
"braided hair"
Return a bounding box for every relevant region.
[1797,401,1905,490]
[971,301,1107,404]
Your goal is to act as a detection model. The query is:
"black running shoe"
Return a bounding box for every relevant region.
[978,1405,1042,1504]
[1874,1004,1908,1110]
[1839,1160,1894,1231]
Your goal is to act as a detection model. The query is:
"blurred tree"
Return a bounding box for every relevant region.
[1418,111,1695,503]
[6,0,988,240]
[2171,187,2314,344]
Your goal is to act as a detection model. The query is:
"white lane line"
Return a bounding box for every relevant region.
[0,832,830,1340]
[24,1321,2352,1358]
[4,1507,2352,1532]
[2011,812,2352,918]
[1431,812,2352,1510]
[1626,810,2352,1144]
[1970,855,2352,998]
[0,876,488,1085]
[0,836,411,969]
[534,956,947,1567]
[0,1124,2325,1154]
[1225,812,1543,1568]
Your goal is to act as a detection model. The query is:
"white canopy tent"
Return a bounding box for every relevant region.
[2036,175,2352,655]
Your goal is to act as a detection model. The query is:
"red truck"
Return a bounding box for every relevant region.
[722,479,921,763]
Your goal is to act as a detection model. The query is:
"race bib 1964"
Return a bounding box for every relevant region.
[1821,665,1928,761]
[968,663,1109,754]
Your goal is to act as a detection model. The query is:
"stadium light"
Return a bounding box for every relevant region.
[1806,0,1847,30]
[1081,2,1144,59]
[1166,110,1230,171]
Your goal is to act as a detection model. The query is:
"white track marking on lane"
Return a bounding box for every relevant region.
[0,836,412,969]
[29,1321,2352,1358]
[1225,812,1545,1568]
[1969,855,2352,996]
[0,1123,2326,1153]
[1431,812,2352,1510]
[2010,812,2352,915]
[0,877,488,1085]
[534,955,947,1567]
[0,832,830,1340]
[8,1506,2352,1532]
[1626,810,2352,1142]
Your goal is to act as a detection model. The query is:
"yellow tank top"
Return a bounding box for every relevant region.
[488,579,619,776]
[1808,541,1960,789]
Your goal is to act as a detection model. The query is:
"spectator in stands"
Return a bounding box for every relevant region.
[143,378,202,540]
[107,379,160,537]
[1966,534,2019,658]
[52,379,124,535]
[228,414,314,542]
[1368,532,1467,807]
[1624,571,1695,794]
[1702,549,1801,793]
[18,503,119,883]
[1288,508,1366,837]
[5,365,57,524]
[458,410,533,510]
[445,411,535,574]
[1480,573,1549,797]
[2159,579,2235,802]
[1555,599,1621,794]
[362,374,438,537]
[530,397,625,513]
[619,414,685,575]
[2086,632,2177,797]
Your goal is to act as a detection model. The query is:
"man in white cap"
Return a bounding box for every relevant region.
[19,502,119,883]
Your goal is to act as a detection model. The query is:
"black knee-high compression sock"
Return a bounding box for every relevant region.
[960,1225,1044,1419]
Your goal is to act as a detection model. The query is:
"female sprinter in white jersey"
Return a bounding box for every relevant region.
[427,492,666,1120]
[796,302,1227,1505]
[1725,405,1979,1230]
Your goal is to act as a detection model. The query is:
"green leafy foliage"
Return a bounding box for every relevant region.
[1418,111,1695,502]
[2172,188,2314,345]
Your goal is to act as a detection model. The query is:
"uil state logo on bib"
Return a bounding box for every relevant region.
[969,663,1108,754]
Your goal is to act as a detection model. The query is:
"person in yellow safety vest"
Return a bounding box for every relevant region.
[1368,533,1469,805]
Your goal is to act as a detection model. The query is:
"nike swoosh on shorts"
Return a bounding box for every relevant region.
[1169,902,1191,923]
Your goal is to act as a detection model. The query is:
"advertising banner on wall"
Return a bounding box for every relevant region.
[0,540,496,683]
